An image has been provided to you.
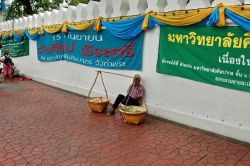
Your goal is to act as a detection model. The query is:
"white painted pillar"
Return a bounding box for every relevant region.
[186,0,211,9]
[5,22,9,31]
[146,0,158,11]
[27,15,33,28]
[86,1,100,20]
[13,19,19,30]
[137,0,148,14]
[127,0,141,15]
[157,0,168,12]
[76,3,87,22]
[44,11,52,25]
[164,0,188,12]
[212,0,241,6]
[19,18,24,29]
[4,22,7,31]
[18,18,22,29]
[111,0,123,17]
[0,23,2,31]
[146,0,167,12]
[2,22,5,31]
[245,0,250,4]
[58,7,68,24]
[92,2,100,19]
[51,10,60,24]
[17,19,22,30]
[1,22,4,31]
[23,17,28,28]
[120,0,130,16]
[99,0,113,17]
[2,22,6,31]
[32,14,38,28]
[37,13,44,27]
[14,19,18,30]
[67,6,77,22]
[7,21,12,31]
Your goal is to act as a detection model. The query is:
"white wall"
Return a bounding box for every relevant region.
[4,0,250,143]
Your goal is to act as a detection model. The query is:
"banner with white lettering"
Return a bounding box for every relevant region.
[37,30,144,70]
[157,26,250,92]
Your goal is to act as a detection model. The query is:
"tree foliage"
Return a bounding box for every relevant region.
[6,0,62,20]
[69,0,89,6]
[5,0,99,21]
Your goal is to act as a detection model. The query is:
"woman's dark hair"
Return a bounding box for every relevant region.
[4,50,9,56]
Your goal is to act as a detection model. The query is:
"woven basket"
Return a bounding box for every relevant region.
[119,105,147,124]
[88,97,110,113]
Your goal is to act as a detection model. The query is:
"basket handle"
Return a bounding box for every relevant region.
[88,70,109,100]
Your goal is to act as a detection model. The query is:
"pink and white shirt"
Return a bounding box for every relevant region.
[127,84,144,99]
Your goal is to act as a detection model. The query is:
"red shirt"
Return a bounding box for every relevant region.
[127,84,144,99]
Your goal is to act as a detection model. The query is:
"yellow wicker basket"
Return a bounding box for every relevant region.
[88,97,110,113]
[119,105,147,124]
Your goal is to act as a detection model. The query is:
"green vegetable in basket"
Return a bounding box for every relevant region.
[121,106,141,113]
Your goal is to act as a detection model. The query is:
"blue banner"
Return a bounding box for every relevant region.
[37,30,144,70]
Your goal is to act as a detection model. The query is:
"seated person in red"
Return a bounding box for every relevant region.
[107,74,144,115]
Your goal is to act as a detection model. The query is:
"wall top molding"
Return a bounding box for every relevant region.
[0,0,245,31]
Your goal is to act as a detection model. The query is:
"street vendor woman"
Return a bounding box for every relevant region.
[106,74,144,116]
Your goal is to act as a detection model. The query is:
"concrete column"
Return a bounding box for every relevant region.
[51,10,60,24]
[99,0,113,17]
[44,11,52,25]
[37,13,44,27]
[137,0,148,14]
[2,22,6,31]
[127,0,141,15]
[27,16,33,28]
[19,18,24,29]
[67,6,77,22]
[0,23,3,31]
[7,21,12,31]
[186,0,211,9]
[1,22,4,31]
[13,19,18,30]
[23,17,28,28]
[111,0,122,17]
[212,0,241,6]
[146,0,158,11]
[32,14,38,27]
[5,21,8,31]
[111,0,123,17]
[120,0,130,16]
[146,0,167,12]
[17,18,21,29]
[245,0,250,4]
[14,19,21,30]
[86,1,100,20]
[157,0,168,12]
[58,7,68,24]
[18,19,22,29]
[76,3,87,21]
[164,0,188,12]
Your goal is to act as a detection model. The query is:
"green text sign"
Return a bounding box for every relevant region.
[1,38,29,58]
[157,26,250,92]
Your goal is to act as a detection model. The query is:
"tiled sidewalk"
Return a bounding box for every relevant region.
[0,80,249,166]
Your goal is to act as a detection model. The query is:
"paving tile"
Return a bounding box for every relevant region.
[0,80,249,166]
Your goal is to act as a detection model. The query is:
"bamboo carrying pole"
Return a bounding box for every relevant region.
[95,70,134,78]
[95,70,149,115]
